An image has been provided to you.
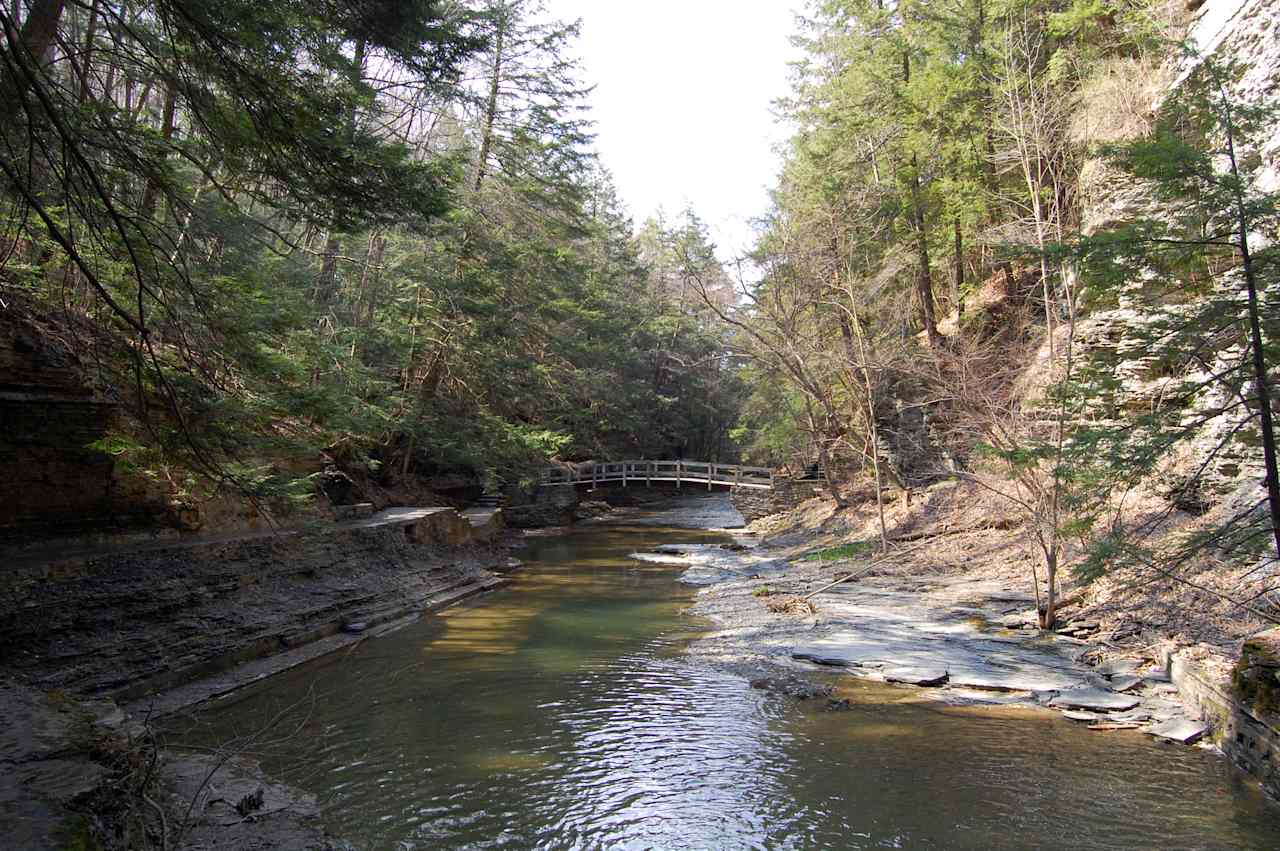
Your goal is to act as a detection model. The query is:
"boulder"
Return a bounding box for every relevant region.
[333,502,375,521]
[409,509,474,546]
[574,500,612,520]
[749,676,833,700]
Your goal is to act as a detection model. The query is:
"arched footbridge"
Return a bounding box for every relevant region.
[539,460,775,490]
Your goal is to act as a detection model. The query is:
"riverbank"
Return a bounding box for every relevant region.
[0,505,519,849]
[6,488,1275,848]
[145,497,1280,848]
[1,678,355,850]
[654,484,1279,798]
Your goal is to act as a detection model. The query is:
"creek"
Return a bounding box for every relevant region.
[167,497,1280,849]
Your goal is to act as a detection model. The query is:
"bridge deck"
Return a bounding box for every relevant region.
[539,460,773,490]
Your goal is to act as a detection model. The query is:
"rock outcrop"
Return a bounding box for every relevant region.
[0,508,504,702]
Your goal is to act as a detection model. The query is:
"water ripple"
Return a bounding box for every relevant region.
[167,519,1280,850]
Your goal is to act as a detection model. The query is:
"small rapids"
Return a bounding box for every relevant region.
[166,496,1280,850]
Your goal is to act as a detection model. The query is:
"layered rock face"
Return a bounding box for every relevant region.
[0,314,156,547]
[1181,0,1280,192]
[1075,0,1280,506]
[0,510,501,700]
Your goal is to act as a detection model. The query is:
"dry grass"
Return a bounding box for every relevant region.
[1071,56,1172,146]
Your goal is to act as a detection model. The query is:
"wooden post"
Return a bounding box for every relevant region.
[734,466,741,487]
[592,462,598,490]
[707,463,713,491]
[647,461,652,487]
[623,462,628,488]
[676,460,682,489]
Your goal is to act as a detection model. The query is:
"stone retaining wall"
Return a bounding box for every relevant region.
[731,478,824,521]
[1168,646,1280,798]
[503,485,579,527]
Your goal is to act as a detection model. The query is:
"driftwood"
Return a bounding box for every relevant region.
[1087,722,1141,732]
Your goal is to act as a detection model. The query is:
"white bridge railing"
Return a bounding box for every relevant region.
[539,460,774,490]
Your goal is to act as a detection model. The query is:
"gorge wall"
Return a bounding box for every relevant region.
[0,509,506,707]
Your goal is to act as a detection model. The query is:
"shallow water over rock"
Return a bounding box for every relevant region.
[166,497,1280,849]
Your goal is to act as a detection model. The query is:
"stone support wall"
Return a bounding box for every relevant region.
[1167,644,1280,797]
[503,485,579,527]
[730,478,823,522]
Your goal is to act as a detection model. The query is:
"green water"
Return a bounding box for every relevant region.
[167,501,1280,850]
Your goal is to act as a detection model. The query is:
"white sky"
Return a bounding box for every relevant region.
[544,2,804,260]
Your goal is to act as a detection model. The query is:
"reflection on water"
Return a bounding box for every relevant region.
[167,508,1280,850]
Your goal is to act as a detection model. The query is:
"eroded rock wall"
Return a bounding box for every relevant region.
[1074,0,1280,506]
[0,513,502,701]
[0,313,162,547]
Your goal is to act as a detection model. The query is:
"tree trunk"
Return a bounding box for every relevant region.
[474,7,507,192]
[911,163,940,350]
[901,52,940,349]
[358,229,386,327]
[953,219,964,319]
[77,0,96,102]
[139,82,178,222]
[1224,103,1280,560]
[843,309,888,550]
[10,0,62,64]
[316,231,340,305]
[1040,547,1058,629]
[0,0,64,114]
[804,396,845,508]
[401,344,449,479]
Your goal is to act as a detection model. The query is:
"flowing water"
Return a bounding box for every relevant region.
[168,499,1280,850]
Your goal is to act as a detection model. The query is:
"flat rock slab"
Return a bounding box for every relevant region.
[947,669,1081,693]
[654,543,719,554]
[1108,674,1142,692]
[1096,659,1142,677]
[0,684,82,763]
[883,667,949,686]
[1148,718,1207,744]
[1062,710,1099,722]
[789,585,1090,696]
[1048,688,1140,712]
[631,552,691,565]
[1111,709,1153,723]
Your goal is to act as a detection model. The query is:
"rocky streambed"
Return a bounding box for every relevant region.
[632,543,1213,747]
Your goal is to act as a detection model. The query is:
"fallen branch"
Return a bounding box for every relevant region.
[888,517,1021,542]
